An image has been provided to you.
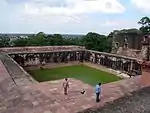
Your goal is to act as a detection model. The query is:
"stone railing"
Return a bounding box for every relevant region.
[84,50,142,76]
[9,50,84,66]
[8,48,142,76]
[1,46,142,76]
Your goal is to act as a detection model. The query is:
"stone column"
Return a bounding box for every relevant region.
[60,52,65,62]
[79,51,84,62]
[65,52,68,63]
[53,52,58,63]
[94,53,98,64]
[112,57,116,69]
[122,58,126,71]
[141,45,149,61]
[130,60,133,72]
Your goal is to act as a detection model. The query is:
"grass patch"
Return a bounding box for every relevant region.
[28,65,121,86]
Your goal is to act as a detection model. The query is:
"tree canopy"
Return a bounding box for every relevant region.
[9,32,112,52]
[0,35,10,47]
[138,16,150,34]
[82,32,112,52]
[0,16,149,53]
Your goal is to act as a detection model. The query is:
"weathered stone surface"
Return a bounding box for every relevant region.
[80,86,150,113]
[0,46,149,113]
[0,52,36,86]
[0,61,145,113]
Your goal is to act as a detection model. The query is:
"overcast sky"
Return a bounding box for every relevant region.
[0,0,149,34]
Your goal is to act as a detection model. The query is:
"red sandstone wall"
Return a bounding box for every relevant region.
[142,61,150,72]
[0,46,85,53]
[0,60,11,82]
[116,47,143,60]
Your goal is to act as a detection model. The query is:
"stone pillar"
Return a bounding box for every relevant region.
[112,57,116,70]
[141,45,148,60]
[95,53,98,63]
[130,60,133,72]
[76,52,79,61]
[111,31,119,54]
[60,52,65,62]
[79,51,84,62]
[97,54,101,64]
[70,52,74,61]
[65,52,68,63]
[116,57,120,70]
[73,51,77,61]
[122,58,126,71]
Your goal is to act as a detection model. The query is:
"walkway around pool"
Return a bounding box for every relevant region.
[21,76,143,113]
[0,58,149,113]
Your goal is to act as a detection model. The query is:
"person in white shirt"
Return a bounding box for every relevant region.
[63,78,69,95]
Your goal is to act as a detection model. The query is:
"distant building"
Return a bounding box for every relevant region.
[112,32,150,61]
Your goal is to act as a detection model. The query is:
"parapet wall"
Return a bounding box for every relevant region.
[0,52,36,86]
[0,46,85,54]
[0,59,15,85]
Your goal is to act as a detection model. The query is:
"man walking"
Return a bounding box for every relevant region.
[63,78,69,95]
[95,83,101,102]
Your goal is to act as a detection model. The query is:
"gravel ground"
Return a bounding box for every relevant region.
[79,86,150,113]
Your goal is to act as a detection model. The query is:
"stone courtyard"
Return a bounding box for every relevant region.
[0,61,144,113]
[0,46,150,113]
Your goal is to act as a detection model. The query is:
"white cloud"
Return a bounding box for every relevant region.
[101,20,139,27]
[131,0,150,13]
[0,0,139,35]
[23,0,125,16]
[101,20,120,27]
[100,19,140,34]
[20,0,125,31]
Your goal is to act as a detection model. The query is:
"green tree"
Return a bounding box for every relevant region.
[10,32,112,52]
[0,35,10,47]
[138,16,150,34]
[26,35,37,46]
[11,37,28,47]
[108,32,114,38]
[45,35,54,45]
[52,34,64,45]
[36,32,47,46]
[82,32,112,52]
[26,32,47,46]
